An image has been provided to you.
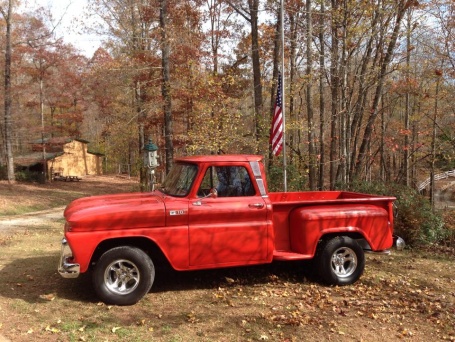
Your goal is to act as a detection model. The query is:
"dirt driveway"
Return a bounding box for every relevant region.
[0,207,65,234]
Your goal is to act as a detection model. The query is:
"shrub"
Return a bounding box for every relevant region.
[0,165,6,180]
[15,170,45,183]
[441,209,455,247]
[267,162,307,192]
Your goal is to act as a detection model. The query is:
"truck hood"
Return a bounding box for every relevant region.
[64,192,165,231]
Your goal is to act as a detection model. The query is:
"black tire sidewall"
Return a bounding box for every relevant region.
[317,236,365,286]
[93,246,155,305]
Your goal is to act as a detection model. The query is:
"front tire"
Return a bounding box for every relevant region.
[92,246,155,305]
[317,236,365,285]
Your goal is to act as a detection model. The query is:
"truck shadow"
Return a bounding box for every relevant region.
[0,255,97,304]
[0,255,316,304]
[152,260,316,293]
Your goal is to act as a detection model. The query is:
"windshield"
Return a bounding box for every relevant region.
[160,162,198,197]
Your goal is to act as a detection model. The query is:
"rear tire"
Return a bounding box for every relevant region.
[92,246,155,305]
[317,236,365,285]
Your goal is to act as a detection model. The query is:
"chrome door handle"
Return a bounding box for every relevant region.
[249,203,264,209]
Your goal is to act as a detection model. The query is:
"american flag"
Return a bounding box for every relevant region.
[270,73,283,156]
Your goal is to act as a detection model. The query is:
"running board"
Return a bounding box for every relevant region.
[364,249,391,255]
[273,250,312,261]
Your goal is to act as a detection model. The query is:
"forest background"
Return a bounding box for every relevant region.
[0,0,454,244]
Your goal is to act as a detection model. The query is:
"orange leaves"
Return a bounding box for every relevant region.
[390,77,421,96]
[186,311,199,323]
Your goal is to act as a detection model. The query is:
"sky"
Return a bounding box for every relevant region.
[26,0,103,57]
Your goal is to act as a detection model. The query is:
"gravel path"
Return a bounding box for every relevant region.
[0,207,65,233]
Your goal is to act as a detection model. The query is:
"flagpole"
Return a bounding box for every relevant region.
[280,0,287,192]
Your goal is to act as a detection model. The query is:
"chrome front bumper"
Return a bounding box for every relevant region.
[58,238,80,278]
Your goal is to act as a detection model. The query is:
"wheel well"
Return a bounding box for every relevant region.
[90,237,171,270]
[318,232,368,249]
[320,232,364,241]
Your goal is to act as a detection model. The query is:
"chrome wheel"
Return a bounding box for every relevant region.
[93,246,155,305]
[330,247,357,278]
[104,259,140,295]
[317,236,365,285]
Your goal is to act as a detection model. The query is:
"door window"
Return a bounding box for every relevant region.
[198,166,255,197]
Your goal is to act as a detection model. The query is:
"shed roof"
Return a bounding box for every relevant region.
[31,137,90,145]
[14,152,64,167]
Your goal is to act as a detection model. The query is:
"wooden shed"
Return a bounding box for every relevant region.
[15,137,104,180]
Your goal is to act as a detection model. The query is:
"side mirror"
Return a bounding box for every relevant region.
[210,188,218,198]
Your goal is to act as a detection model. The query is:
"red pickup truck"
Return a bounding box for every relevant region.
[58,154,400,305]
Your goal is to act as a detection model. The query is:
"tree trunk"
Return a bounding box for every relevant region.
[160,0,174,173]
[402,10,412,186]
[40,75,47,182]
[430,73,441,211]
[338,0,348,184]
[329,0,340,189]
[354,0,412,177]
[306,0,316,190]
[248,0,263,146]
[318,0,326,190]
[380,100,386,181]
[347,26,376,179]
[288,9,297,164]
[225,0,263,148]
[136,81,147,188]
[1,0,15,183]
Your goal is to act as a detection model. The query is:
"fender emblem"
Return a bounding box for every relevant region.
[170,210,186,216]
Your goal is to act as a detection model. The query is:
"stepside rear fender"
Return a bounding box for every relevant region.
[289,204,393,256]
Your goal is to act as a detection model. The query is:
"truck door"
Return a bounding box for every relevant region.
[188,165,270,267]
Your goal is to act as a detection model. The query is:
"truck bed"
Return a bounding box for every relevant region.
[268,191,396,254]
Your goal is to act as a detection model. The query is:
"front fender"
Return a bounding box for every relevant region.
[65,226,190,273]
